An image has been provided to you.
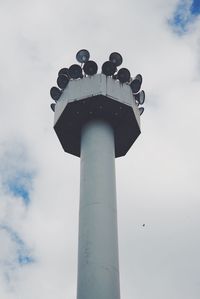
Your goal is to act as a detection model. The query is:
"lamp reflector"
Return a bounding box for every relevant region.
[117,68,131,83]
[58,68,70,78]
[69,64,83,79]
[109,52,123,66]
[76,49,90,63]
[50,87,62,102]
[135,74,143,84]
[57,74,69,89]
[130,74,142,94]
[50,103,55,112]
[102,61,116,76]
[135,90,145,105]
[83,60,98,76]
[139,107,144,115]
[135,100,139,106]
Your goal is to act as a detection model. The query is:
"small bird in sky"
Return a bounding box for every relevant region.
[142,224,145,227]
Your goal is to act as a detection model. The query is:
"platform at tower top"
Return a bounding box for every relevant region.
[54,74,141,158]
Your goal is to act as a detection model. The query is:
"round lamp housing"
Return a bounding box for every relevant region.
[58,68,70,78]
[135,99,139,106]
[76,49,90,63]
[135,90,145,105]
[69,64,83,79]
[135,74,143,84]
[130,74,143,94]
[50,103,55,112]
[102,61,116,76]
[57,74,69,89]
[117,68,131,83]
[139,107,144,115]
[109,52,123,67]
[50,87,62,102]
[83,60,98,76]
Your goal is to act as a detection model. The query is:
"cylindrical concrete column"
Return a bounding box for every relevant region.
[77,119,120,299]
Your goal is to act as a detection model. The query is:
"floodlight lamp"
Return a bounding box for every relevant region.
[102,61,116,76]
[109,52,123,67]
[76,49,90,63]
[135,74,143,84]
[58,68,70,78]
[130,74,142,94]
[135,90,145,105]
[69,64,83,79]
[139,107,144,115]
[135,100,139,106]
[83,60,98,76]
[50,103,55,112]
[50,86,62,102]
[57,74,69,89]
[117,68,131,83]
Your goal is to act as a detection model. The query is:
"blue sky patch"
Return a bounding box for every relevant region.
[169,0,200,33]
[0,141,36,205]
[6,172,33,205]
[18,255,34,265]
[0,225,34,266]
[191,0,200,15]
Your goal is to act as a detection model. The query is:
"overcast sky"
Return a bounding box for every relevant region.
[0,0,200,298]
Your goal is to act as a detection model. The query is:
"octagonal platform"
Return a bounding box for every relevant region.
[54,74,141,158]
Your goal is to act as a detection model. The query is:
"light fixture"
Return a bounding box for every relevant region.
[130,74,143,94]
[50,87,62,102]
[83,60,98,76]
[76,49,90,63]
[135,74,142,83]
[117,68,131,83]
[51,51,146,118]
[57,74,69,89]
[58,68,70,77]
[135,100,139,106]
[102,61,116,76]
[69,64,83,79]
[139,107,144,115]
[109,52,123,66]
[135,90,145,105]
[50,103,55,112]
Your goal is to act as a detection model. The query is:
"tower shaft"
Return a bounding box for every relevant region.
[77,119,120,299]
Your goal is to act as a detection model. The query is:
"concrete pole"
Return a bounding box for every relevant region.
[77,119,120,299]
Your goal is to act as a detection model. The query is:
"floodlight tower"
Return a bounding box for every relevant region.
[50,50,145,299]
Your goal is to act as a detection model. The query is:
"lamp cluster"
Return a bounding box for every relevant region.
[50,49,145,115]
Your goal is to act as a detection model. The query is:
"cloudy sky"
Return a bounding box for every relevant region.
[0,0,200,298]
